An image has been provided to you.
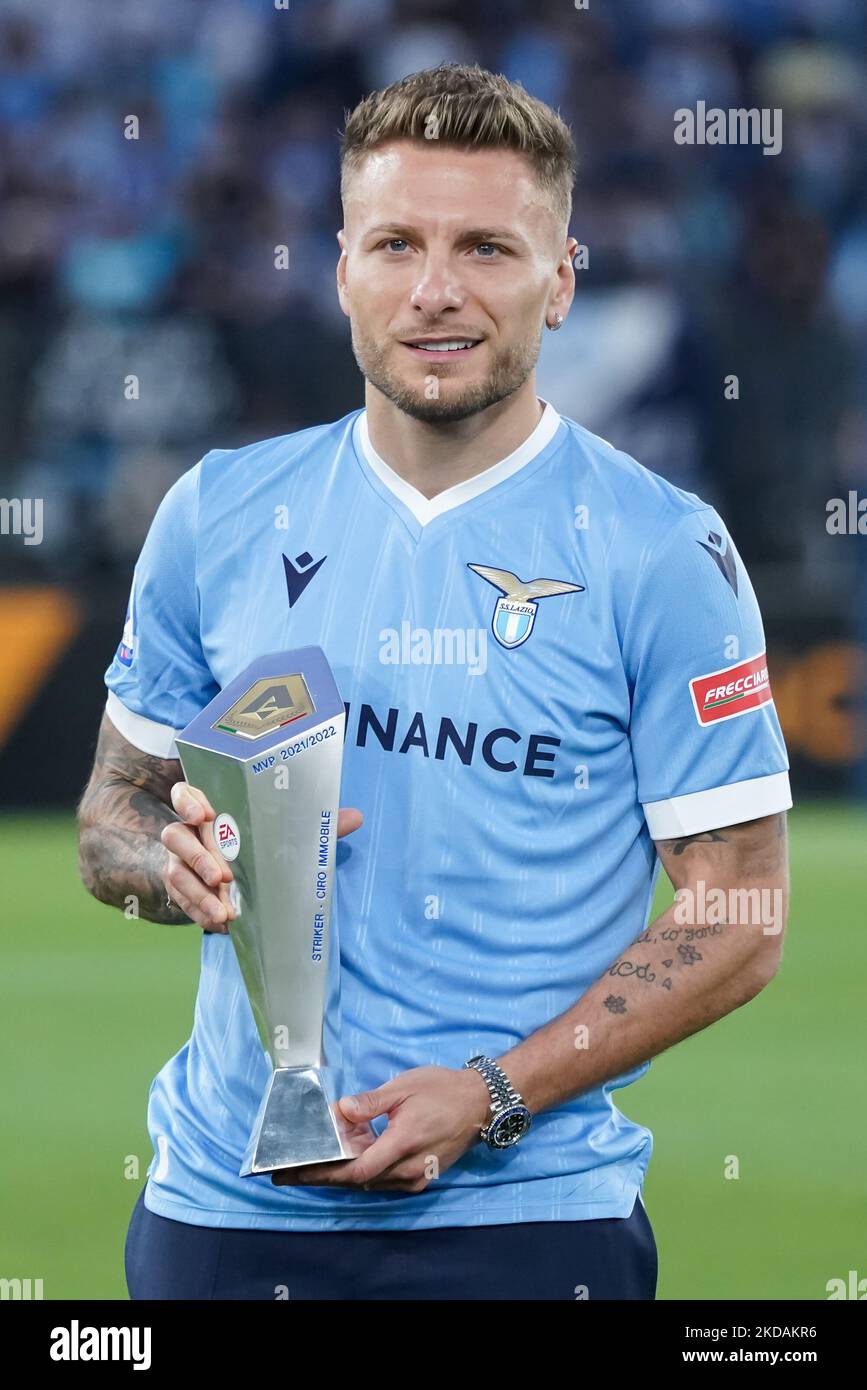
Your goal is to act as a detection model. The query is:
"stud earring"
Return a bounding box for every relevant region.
[547,312,564,331]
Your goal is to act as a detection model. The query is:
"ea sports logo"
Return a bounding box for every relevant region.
[213,812,241,861]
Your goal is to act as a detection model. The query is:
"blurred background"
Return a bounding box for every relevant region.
[0,0,864,1300]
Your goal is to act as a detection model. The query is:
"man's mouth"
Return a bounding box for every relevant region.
[400,337,483,360]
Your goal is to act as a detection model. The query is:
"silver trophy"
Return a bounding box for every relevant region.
[176,647,373,1177]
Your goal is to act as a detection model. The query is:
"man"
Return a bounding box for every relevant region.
[78,64,791,1301]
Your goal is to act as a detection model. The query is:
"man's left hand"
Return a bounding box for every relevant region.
[271,1065,491,1194]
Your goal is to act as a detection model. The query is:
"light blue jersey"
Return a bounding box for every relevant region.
[104,399,792,1231]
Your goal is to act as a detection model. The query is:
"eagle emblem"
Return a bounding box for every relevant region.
[468,564,584,649]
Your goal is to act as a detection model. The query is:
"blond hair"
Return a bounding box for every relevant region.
[340,63,576,226]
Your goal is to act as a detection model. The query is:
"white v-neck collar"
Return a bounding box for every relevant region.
[354,398,562,527]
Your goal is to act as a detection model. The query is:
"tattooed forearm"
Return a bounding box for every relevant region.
[78,713,189,924]
[599,814,788,1018]
[80,825,183,921]
[494,818,788,1113]
[605,920,730,1009]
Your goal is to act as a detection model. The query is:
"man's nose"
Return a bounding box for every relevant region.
[410,258,464,317]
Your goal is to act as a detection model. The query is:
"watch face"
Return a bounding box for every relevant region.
[488,1106,532,1148]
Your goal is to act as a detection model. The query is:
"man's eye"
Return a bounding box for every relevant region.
[383,239,409,253]
[472,243,501,257]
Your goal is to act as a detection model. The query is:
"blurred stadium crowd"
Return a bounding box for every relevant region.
[0,0,864,616]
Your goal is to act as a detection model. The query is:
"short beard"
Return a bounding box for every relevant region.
[349,330,542,424]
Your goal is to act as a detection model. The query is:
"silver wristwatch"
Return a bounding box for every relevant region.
[463,1055,532,1149]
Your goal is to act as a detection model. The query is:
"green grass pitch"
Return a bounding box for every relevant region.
[0,804,864,1299]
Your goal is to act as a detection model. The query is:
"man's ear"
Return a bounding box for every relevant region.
[336,229,350,317]
[546,234,578,320]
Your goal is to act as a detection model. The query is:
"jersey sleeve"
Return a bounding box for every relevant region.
[104,459,218,758]
[623,505,792,840]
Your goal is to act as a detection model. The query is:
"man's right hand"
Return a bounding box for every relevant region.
[161,782,364,932]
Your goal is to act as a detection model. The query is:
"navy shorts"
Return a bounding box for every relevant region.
[125,1186,658,1300]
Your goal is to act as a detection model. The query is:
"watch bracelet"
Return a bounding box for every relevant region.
[467,1055,522,1115]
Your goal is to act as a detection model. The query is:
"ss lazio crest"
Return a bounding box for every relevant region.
[468,564,584,649]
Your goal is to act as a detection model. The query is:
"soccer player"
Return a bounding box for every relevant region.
[78,64,792,1301]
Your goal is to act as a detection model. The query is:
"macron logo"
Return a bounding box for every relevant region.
[283,550,326,607]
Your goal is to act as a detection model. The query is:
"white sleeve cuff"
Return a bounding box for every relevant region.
[105,690,180,759]
[643,770,792,840]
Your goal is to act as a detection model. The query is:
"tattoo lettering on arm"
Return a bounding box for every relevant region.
[77,713,188,924]
[609,959,657,983]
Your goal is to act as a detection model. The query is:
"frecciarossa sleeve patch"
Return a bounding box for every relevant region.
[689,652,773,726]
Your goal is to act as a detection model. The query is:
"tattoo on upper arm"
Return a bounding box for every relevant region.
[80,716,180,814]
[656,812,788,884]
[658,828,727,857]
[600,819,788,1021]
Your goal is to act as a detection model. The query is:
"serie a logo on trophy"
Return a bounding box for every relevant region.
[176,647,374,1177]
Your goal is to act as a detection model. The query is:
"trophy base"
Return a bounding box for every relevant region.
[240,1066,374,1177]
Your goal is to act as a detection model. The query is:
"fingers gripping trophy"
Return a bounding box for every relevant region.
[176,647,374,1176]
